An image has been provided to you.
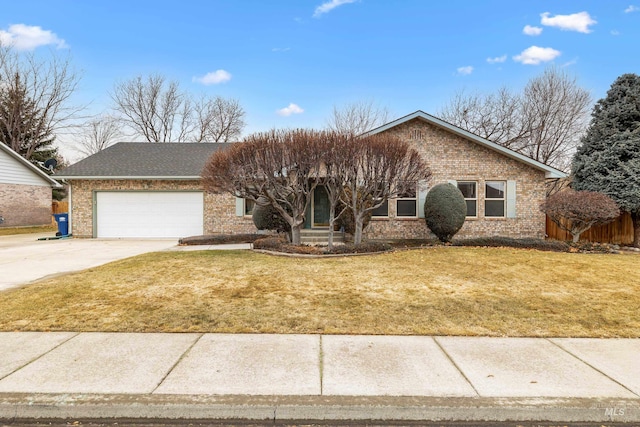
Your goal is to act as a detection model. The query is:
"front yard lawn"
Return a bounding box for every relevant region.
[0,225,56,236]
[1,247,638,337]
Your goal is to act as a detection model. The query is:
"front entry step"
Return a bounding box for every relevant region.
[300,229,345,245]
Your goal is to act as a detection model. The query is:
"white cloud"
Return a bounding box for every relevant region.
[272,47,291,52]
[456,66,474,75]
[513,46,561,65]
[487,55,507,64]
[192,69,232,85]
[523,25,543,36]
[611,29,621,36]
[0,24,66,50]
[313,0,357,17]
[540,11,597,33]
[277,103,304,117]
[625,5,639,13]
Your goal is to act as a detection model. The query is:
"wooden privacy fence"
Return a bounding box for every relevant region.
[546,212,634,245]
[51,201,69,225]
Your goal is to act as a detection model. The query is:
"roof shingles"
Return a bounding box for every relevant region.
[54,142,231,178]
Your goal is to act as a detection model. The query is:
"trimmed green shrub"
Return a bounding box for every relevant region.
[424,183,466,243]
[252,197,291,234]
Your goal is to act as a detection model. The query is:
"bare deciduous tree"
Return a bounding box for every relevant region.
[110,74,193,142]
[439,87,525,151]
[520,68,592,170]
[202,129,324,244]
[540,189,619,243]
[75,115,122,157]
[438,67,591,170]
[0,45,81,162]
[111,74,247,143]
[193,95,245,142]
[327,100,390,135]
[341,134,432,244]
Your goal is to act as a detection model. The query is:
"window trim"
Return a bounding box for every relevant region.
[484,180,506,218]
[371,199,390,218]
[457,181,478,219]
[243,198,255,217]
[395,183,418,218]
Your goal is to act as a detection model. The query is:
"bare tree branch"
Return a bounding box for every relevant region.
[111,74,246,143]
[193,95,245,142]
[110,74,194,142]
[0,45,82,161]
[327,100,390,135]
[438,67,591,171]
[75,115,122,157]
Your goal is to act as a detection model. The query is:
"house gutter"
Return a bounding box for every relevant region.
[51,176,203,180]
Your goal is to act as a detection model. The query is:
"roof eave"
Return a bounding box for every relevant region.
[53,175,203,180]
[0,144,63,187]
[364,110,568,179]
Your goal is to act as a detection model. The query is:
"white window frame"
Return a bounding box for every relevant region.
[244,198,255,217]
[485,181,506,218]
[395,183,418,218]
[371,199,389,218]
[457,181,478,218]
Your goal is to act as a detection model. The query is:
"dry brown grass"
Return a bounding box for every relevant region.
[0,247,638,337]
[0,225,56,236]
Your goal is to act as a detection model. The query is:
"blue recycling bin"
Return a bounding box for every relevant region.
[53,213,69,236]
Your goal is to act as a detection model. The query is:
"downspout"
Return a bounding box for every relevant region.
[65,181,72,236]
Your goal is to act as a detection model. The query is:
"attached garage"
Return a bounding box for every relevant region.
[53,143,256,239]
[95,191,204,238]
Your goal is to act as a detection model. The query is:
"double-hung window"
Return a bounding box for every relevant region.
[371,200,389,217]
[371,182,390,217]
[485,181,506,217]
[396,183,417,217]
[244,199,255,216]
[457,181,477,218]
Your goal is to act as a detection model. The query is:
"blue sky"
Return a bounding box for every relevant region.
[2,0,639,160]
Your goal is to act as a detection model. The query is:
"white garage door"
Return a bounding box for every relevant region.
[96,192,204,238]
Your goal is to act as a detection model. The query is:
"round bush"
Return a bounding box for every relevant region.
[424,183,467,242]
[252,197,291,234]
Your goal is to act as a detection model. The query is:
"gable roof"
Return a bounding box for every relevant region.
[364,110,567,179]
[54,142,233,180]
[0,143,62,187]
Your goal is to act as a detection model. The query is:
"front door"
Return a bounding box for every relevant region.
[312,186,330,227]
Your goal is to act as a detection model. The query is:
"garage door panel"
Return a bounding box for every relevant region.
[96,192,204,238]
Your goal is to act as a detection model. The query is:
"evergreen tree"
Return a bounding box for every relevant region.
[0,73,58,165]
[572,73,640,247]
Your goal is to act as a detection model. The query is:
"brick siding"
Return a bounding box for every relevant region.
[68,118,547,239]
[363,118,547,240]
[69,179,255,238]
[0,183,52,227]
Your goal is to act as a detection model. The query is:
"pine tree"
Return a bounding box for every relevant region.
[0,73,57,165]
[572,73,640,247]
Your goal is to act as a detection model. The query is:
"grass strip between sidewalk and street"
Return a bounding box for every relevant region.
[0,247,638,337]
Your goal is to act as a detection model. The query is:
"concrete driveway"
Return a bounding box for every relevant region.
[0,233,177,292]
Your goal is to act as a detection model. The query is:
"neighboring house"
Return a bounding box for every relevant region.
[54,111,566,240]
[0,143,62,227]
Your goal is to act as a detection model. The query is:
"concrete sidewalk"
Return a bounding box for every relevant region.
[0,333,638,423]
